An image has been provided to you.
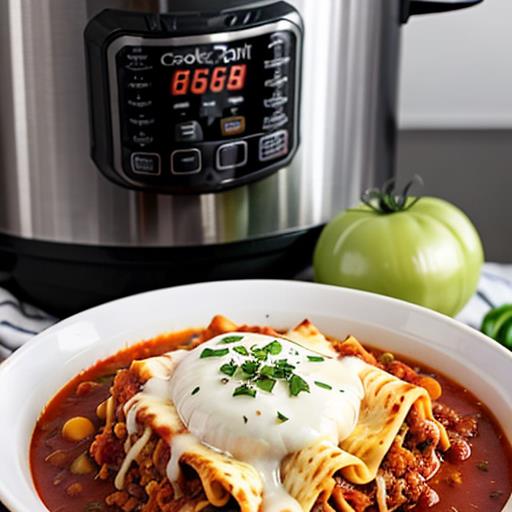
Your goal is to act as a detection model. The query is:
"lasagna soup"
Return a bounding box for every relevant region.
[31,316,512,512]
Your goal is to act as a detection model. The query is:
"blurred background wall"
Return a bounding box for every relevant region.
[396,0,512,262]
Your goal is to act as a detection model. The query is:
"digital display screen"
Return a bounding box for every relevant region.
[170,64,247,96]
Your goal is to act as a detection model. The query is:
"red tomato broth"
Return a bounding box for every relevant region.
[414,376,512,512]
[367,346,512,512]
[31,328,201,512]
[30,328,512,512]
[31,377,116,512]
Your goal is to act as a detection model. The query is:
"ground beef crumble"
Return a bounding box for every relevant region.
[319,348,480,511]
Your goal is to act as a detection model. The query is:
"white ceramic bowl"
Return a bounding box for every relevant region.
[0,280,511,512]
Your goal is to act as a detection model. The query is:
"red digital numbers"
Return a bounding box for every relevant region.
[170,64,247,96]
[190,68,209,95]
[227,64,246,91]
[171,70,190,95]
[210,66,227,93]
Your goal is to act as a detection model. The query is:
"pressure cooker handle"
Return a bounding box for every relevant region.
[402,0,483,22]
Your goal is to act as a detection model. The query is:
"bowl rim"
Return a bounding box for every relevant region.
[1,279,511,512]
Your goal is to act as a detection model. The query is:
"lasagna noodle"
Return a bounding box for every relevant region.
[284,319,339,358]
[340,361,449,484]
[279,361,444,511]
[117,319,449,512]
[126,356,264,512]
[281,441,361,512]
[280,324,450,510]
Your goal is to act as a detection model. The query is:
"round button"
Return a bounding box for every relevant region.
[216,141,248,171]
[171,149,202,175]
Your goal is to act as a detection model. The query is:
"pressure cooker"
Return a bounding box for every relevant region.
[0,0,482,315]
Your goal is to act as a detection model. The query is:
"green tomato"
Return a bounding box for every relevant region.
[313,196,483,317]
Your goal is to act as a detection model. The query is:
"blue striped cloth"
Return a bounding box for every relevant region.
[0,288,56,360]
[0,263,511,361]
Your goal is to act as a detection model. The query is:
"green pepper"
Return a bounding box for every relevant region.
[481,304,512,350]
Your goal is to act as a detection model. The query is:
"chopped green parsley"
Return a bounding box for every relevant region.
[276,411,289,423]
[272,359,296,379]
[200,348,229,358]
[218,335,244,344]
[264,340,282,355]
[314,381,332,390]
[256,377,276,393]
[250,345,269,360]
[241,360,259,376]
[211,339,315,400]
[220,361,238,376]
[233,384,256,398]
[289,374,310,397]
[233,346,249,356]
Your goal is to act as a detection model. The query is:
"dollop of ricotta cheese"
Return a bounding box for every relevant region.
[169,332,365,511]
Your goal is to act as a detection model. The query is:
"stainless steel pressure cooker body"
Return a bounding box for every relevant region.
[0,0,482,314]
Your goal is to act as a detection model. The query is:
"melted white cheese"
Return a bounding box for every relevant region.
[123,333,365,511]
[171,333,364,511]
[115,426,152,490]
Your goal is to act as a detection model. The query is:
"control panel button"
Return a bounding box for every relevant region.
[131,152,161,175]
[175,121,203,142]
[171,149,202,175]
[216,141,248,170]
[221,116,246,137]
[259,130,289,162]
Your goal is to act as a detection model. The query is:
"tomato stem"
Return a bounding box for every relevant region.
[361,175,423,214]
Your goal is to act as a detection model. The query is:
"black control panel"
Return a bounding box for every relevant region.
[85,3,302,194]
